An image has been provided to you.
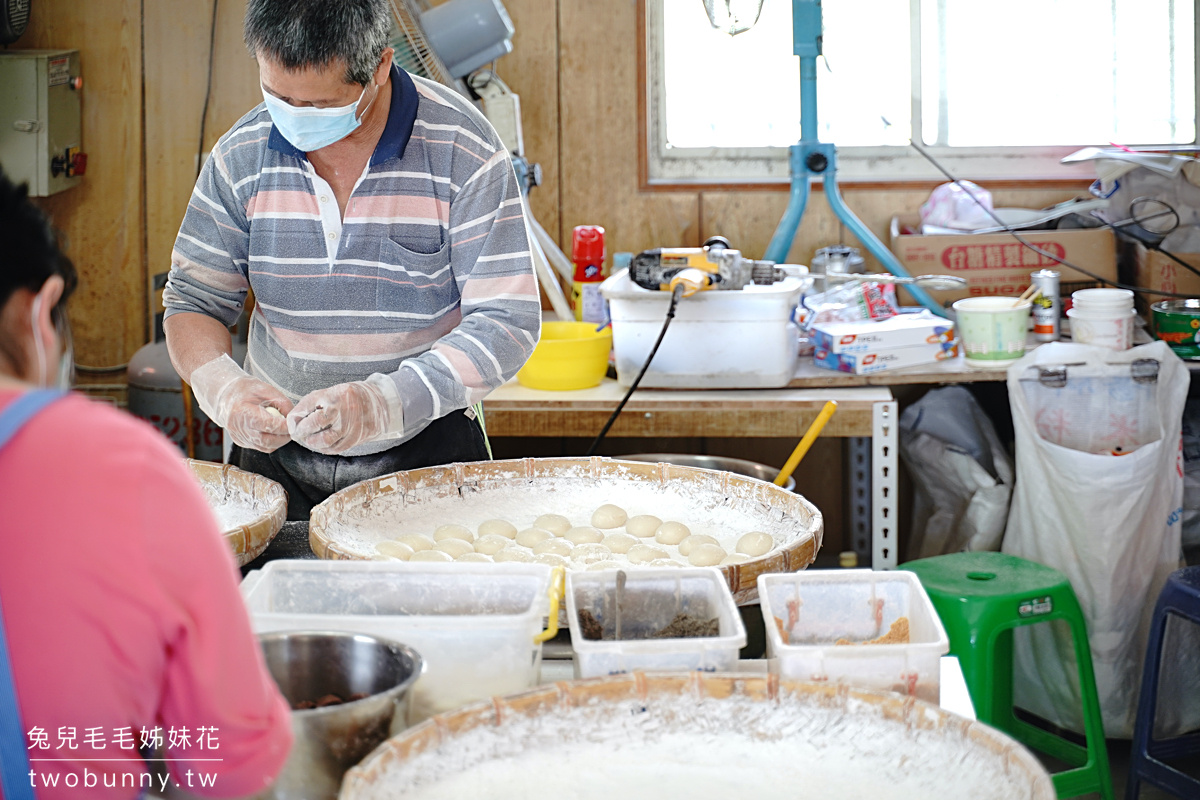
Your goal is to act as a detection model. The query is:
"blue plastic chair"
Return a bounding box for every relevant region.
[1126,566,1200,800]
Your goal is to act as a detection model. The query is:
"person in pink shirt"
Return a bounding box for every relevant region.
[0,167,293,798]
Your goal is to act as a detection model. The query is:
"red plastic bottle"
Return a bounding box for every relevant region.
[571,225,606,323]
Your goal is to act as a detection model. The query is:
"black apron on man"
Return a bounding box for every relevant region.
[232,407,488,520]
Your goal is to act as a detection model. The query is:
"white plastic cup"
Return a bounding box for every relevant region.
[1071,288,1134,312]
[952,297,1032,368]
[1067,306,1136,350]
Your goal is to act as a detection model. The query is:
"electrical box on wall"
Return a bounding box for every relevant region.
[0,49,85,197]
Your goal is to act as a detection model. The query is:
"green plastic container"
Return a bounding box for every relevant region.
[1151,299,1200,360]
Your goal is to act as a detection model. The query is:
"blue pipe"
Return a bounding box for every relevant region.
[764,144,810,263]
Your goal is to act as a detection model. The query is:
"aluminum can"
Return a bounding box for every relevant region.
[1031,269,1060,342]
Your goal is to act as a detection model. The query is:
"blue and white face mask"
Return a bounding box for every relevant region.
[261,82,375,152]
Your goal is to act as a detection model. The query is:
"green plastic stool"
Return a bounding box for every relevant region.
[901,552,1113,800]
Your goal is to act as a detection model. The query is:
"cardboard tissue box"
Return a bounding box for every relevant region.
[813,340,959,375]
[811,312,955,354]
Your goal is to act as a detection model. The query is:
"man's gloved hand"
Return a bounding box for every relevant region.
[189,353,293,453]
[287,374,403,456]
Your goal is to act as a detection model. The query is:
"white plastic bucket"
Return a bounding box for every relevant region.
[1066,306,1136,350]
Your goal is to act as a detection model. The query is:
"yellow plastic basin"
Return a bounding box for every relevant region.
[517,321,612,391]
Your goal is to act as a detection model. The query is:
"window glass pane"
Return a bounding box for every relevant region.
[662,0,910,148]
[920,0,1195,147]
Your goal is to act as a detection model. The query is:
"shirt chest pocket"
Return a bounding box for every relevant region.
[375,237,457,316]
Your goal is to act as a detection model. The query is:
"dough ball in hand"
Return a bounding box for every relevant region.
[591,504,628,529]
[533,514,572,535]
[736,531,774,557]
[478,519,518,539]
[654,521,691,546]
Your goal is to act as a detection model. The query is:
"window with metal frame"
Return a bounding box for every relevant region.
[645,0,1197,185]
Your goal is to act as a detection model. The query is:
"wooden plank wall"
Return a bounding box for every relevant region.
[21,0,145,370]
[144,0,260,337]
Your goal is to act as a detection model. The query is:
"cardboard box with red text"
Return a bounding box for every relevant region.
[1132,241,1200,314]
[889,215,1117,306]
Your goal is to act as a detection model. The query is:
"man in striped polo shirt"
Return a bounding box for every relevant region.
[163,0,540,519]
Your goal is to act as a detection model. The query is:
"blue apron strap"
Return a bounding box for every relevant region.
[0,389,65,800]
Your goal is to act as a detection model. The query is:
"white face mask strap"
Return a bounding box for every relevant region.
[31,293,48,387]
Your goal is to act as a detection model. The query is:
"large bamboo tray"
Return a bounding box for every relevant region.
[341,672,1054,799]
[186,459,287,566]
[309,457,823,604]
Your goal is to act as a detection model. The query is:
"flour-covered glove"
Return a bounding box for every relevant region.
[189,353,293,453]
[287,374,404,455]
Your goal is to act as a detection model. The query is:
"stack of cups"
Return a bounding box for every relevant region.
[1067,288,1135,350]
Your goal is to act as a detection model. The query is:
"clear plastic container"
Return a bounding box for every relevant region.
[241,560,554,723]
[599,269,808,388]
[566,567,747,677]
[758,570,949,703]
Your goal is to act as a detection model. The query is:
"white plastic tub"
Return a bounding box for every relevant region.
[759,569,949,703]
[1067,306,1136,350]
[241,560,555,723]
[566,567,746,677]
[599,269,807,388]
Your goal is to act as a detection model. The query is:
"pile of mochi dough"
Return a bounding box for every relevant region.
[373,503,778,571]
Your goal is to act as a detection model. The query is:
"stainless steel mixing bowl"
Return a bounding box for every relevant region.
[620,453,796,492]
[257,631,422,800]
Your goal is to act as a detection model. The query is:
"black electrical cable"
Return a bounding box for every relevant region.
[197,0,219,178]
[909,140,1200,300]
[586,284,686,457]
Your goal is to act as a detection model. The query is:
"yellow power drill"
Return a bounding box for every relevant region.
[630,236,795,296]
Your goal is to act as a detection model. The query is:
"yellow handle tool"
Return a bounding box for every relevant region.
[774,400,838,487]
[534,566,567,644]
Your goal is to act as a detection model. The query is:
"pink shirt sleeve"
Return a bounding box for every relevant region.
[135,437,293,796]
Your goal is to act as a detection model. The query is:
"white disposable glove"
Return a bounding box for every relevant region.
[287,373,404,456]
[189,354,294,453]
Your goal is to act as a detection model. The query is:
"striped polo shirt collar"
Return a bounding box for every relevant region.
[266,63,419,165]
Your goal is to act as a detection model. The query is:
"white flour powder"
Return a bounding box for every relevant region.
[346,692,1046,800]
[199,482,265,532]
[323,464,814,569]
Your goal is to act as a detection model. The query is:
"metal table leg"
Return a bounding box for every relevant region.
[872,400,899,569]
